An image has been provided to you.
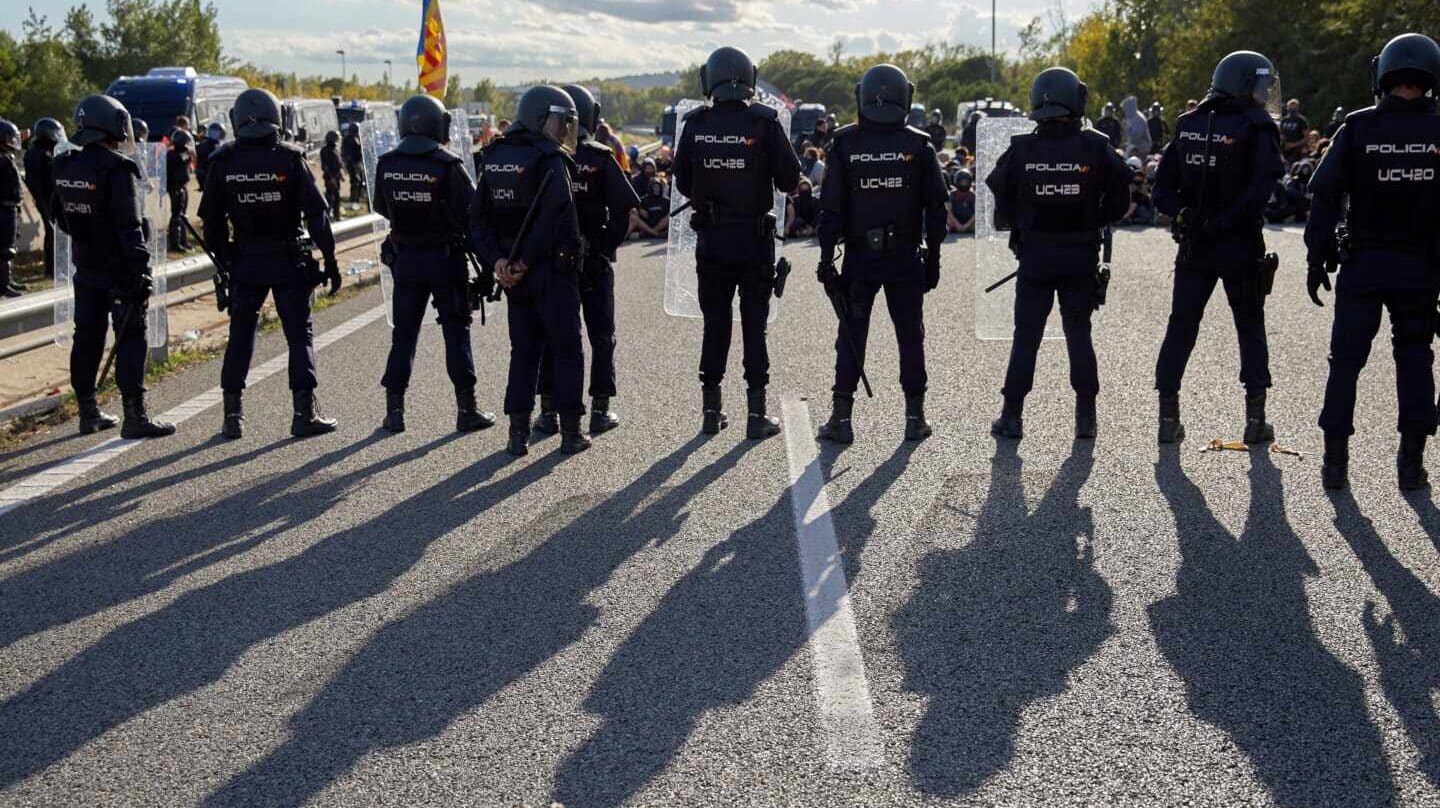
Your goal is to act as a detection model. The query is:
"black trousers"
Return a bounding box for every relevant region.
[540,257,616,400]
[505,273,584,416]
[221,282,318,392]
[834,270,927,396]
[346,162,364,204]
[40,213,55,279]
[0,206,14,288]
[324,177,342,219]
[167,188,189,249]
[381,278,476,394]
[1319,281,1438,437]
[71,283,148,398]
[697,260,772,389]
[1002,268,1097,402]
[1155,263,1271,394]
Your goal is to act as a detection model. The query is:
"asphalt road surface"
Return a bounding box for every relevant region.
[1,227,1437,807]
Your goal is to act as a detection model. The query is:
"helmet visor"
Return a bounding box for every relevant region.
[1254,68,1281,119]
[544,106,579,152]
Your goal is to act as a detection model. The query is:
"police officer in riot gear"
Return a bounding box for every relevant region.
[320,130,343,217]
[374,94,495,435]
[1323,105,1345,139]
[986,67,1132,440]
[1095,101,1124,148]
[342,123,365,206]
[924,108,947,152]
[132,119,149,144]
[815,63,948,443]
[1306,33,1440,490]
[166,128,194,251]
[24,117,65,282]
[471,84,589,456]
[195,121,224,192]
[51,95,175,438]
[201,88,342,439]
[1152,50,1285,444]
[1147,101,1169,151]
[532,84,640,436]
[0,120,22,298]
[673,45,802,438]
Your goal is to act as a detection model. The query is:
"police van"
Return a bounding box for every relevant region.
[282,98,340,155]
[106,67,248,141]
[336,100,399,132]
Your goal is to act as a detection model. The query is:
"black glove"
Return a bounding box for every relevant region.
[324,256,342,296]
[1306,262,1333,307]
[924,248,941,292]
[1171,208,1196,244]
[817,260,842,297]
[118,272,153,302]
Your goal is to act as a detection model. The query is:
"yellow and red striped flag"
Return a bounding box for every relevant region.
[416,0,447,98]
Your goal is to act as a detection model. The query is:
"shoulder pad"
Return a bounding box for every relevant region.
[110,150,143,178]
[1009,132,1036,147]
[905,125,931,140]
[1080,128,1111,146]
[746,103,778,121]
[274,140,305,157]
[1344,106,1379,125]
[1244,107,1279,130]
[581,140,612,155]
[681,106,707,123]
[831,123,858,140]
[433,146,463,164]
[210,142,237,164]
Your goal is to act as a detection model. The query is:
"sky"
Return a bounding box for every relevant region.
[2,0,1098,86]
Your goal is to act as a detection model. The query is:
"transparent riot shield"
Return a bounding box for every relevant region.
[663,97,788,323]
[359,116,401,324]
[52,140,168,348]
[52,140,78,347]
[448,109,476,180]
[974,116,1058,341]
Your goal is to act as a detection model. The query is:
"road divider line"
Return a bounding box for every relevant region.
[781,395,883,771]
[0,304,389,517]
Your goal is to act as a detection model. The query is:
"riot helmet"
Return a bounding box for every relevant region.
[1209,51,1280,116]
[1029,67,1088,121]
[1330,105,1345,121]
[398,94,451,152]
[930,108,943,123]
[954,168,973,190]
[72,94,133,147]
[561,84,600,138]
[133,118,149,143]
[513,84,579,152]
[0,120,18,153]
[325,130,340,146]
[1148,101,1163,118]
[1373,33,1440,94]
[855,63,914,125]
[31,117,65,146]
[229,88,283,140]
[170,128,194,152]
[206,121,226,142]
[701,46,757,102]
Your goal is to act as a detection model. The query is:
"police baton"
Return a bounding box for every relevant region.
[669,199,692,218]
[180,217,231,312]
[498,168,556,298]
[97,298,140,393]
[984,270,1018,293]
[827,287,874,399]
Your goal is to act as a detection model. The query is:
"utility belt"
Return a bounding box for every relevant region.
[1018,229,1101,249]
[231,235,304,258]
[688,200,775,240]
[846,224,919,254]
[1338,228,1435,261]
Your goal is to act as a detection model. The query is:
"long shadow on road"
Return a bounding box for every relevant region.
[1336,491,1439,788]
[1148,449,1395,806]
[894,439,1114,795]
[0,436,548,790]
[205,435,750,808]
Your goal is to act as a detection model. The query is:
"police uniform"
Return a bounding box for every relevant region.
[201,134,339,434]
[1152,97,1285,422]
[817,121,947,417]
[1308,96,1440,459]
[342,127,365,205]
[320,138,343,217]
[986,119,1131,432]
[22,140,56,279]
[373,142,484,420]
[0,144,19,293]
[166,138,192,250]
[470,127,585,446]
[672,98,801,423]
[195,135,218,191]
[537,136,639,426]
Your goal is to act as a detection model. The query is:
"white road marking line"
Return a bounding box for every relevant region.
[0,304,389,517]
[781,395,883,771]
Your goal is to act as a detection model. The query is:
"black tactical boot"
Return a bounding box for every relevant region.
[291,390,338,438]
[507,413,531,456]
[533,395,559,435]
[817,393,854,444]
[702,385,728,435]
[456,388,496,433]
[120,393,176,439]
[1076,395,1098,440]
[382,391,406,433]
[905,393,933,441]
[222,391,244,439]
[77,395,119,435]
[746,388,781,439]
[1398,432,1429,491]
[560,412,592,454]
[1158,393,1185,444]
[1243,390,1275,445]
[1322,432,1349,490]
[589,397,619,435]
[990,397,1023,440]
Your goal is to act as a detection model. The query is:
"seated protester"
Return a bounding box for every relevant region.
[1121,168,1155,226]
[1264,159,1314,223]
[786,177,818,237]
[654,145,673,174]
[946,168,976,233]
[955,145,971,166]
[631,156,658,199]
[628,177,670,239]
[807,147,826,188]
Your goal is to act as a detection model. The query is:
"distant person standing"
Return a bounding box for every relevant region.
[1095,102,1124,149]
[1279,98,1310,162]
[166,129,194,251]
[194,122,224,191]
[0,120,22,297]
[342,123,365,205]
[23,117,65,280]
[924,108,947,152]
[320,130,343,217]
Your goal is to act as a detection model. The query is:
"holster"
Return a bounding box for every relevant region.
[1256,252,1279,297]
[380,236,396,268]
[688,200,719,231]
[1092,266,1111,311]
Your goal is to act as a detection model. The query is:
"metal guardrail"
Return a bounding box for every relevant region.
[0,214,382,343]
